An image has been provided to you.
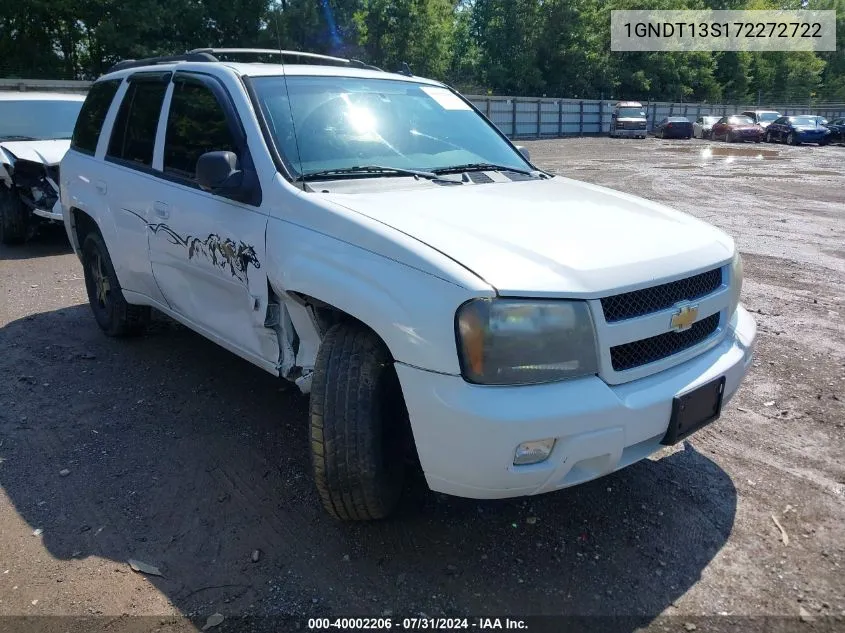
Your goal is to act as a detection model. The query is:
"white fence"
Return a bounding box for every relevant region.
[3,79,843,138]
[466,95,845,138]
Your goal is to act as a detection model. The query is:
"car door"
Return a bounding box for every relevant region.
[148,72,279,368]
[771,117,786,141]
[101,72,171,304]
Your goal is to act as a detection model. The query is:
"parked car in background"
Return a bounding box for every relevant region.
[0,91,86,244]
[765,115,831,145]
[609,101,647,139]
[740,110,781,129]
[654,117,692,139]
[711,115,764,143]
[60,48,755,520]
[823,117,845,143]
[693,115,720,139]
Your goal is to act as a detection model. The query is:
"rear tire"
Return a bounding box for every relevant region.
[726,131,734,143]
[81,231,150,337]
[309,322,410,521]
[0,187,29,245]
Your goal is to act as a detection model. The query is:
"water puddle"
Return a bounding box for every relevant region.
[660,145,784,160]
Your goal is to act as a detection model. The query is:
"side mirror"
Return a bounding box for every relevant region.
[196,151,244,193]
[515,145,531,162]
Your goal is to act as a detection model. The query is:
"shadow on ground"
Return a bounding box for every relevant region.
[0,305,737,632]
[0,225,73,261]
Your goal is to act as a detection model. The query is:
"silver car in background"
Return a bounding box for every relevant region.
[693,115,721,139]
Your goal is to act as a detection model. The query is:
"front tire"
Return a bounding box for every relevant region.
[726,131,734,143]
[309,322,410,521]
[82,231,149,336]
[0,187,29,245]
[787,132,798,145]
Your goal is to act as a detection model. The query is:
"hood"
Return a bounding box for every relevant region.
[759,121,774,128]
[794,125,824,132]
[320,177,733,297]
[730,125,761,131]
[0,140,71,165]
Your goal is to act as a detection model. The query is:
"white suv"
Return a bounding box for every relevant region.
[61,49,756,520]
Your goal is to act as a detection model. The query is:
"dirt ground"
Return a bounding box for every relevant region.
[1,136,843,633]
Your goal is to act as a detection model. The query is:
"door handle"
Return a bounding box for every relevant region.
[95,180,107,195]
[153,202,170,220]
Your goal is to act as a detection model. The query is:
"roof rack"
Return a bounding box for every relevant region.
[190,48,383,72]
[106,52,218,74]
[105,48,383,75]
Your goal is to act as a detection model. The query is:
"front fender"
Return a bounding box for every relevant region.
[265,218,487,375]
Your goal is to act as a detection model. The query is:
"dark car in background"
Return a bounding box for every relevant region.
[654,117,692,139]
[765,115,831,145]
[711,115,764,143]
[823,117,845,143]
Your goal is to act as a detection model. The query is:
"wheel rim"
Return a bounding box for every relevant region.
[89,250,111,310]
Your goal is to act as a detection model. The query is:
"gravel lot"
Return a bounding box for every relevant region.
[1,137,843,632]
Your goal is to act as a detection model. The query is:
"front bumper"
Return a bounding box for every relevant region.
[612,128,647,137]
[397,305,756,499]
[31,199,63,222]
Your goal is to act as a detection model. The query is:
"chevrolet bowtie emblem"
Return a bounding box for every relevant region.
[670,305,699,331]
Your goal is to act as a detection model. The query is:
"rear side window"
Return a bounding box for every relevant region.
[163,81,237,182]
[71,79,121,155]
[107,79,168,168]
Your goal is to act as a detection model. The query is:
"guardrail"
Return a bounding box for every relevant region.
[0,78,92,93]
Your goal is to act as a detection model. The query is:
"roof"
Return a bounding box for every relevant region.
[97,48,446,87]
[0,91,86,102]
[615,101,643,107]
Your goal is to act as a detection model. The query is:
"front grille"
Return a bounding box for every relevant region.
[601,268,722,323]
[623,122,646,130]
[610,313,720,371]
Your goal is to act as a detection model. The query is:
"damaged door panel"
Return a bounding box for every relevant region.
[263,288,324,393]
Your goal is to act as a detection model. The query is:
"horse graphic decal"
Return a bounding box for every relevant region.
[124,209,260,286]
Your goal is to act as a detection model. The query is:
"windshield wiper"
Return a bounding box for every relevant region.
[431,163,544,177]
[300,165,445,182]
[0,135,38,141]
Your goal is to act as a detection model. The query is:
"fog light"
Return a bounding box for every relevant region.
[513,439,556,465]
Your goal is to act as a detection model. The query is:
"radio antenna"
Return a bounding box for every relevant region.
[274,1,304,185]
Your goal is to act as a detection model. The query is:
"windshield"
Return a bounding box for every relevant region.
[758,112,780,122]
[703,116,720,124]
[728,116,754,125]
[0,99,83,140]
[252,76,530,179]
[790,116,817,126]
[617,107,646,118]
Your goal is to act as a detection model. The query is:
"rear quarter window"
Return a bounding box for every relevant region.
[71,79,122,155]
[107,79,169,168]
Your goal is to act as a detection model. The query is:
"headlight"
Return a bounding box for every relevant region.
[728,251,744,316]
[455,299,598,385]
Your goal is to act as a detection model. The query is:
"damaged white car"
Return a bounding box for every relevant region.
[0,91,85,244]
[61,49,756,521]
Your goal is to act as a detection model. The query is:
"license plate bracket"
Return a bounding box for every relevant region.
[661,376,726,445]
